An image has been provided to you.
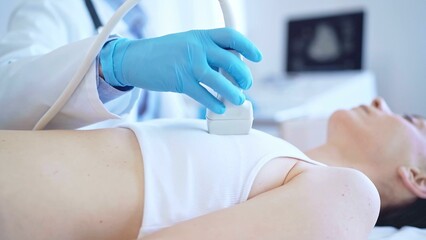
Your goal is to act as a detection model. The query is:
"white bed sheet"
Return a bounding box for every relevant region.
[369,226,426,240]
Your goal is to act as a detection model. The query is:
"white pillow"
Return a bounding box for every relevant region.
[369,226,426,240]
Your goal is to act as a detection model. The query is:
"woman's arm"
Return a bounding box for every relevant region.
[0,128,144,240]
[0,128,380,240]
[143,164,380,240]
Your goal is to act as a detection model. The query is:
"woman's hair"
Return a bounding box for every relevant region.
[375,195,426,228]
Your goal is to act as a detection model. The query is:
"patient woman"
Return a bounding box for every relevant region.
[0,97,424,240]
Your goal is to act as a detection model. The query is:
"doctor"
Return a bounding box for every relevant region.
[0,0,261,130]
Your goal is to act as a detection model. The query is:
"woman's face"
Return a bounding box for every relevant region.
[327,97,426,189]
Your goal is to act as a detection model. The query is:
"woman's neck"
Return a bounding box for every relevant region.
[305,143,356,169]
[304,143,415,209]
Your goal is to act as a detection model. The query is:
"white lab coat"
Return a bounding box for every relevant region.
[0,0,123,129]
[0,0,246,130]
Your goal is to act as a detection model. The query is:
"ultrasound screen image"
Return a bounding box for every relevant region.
[286,11,364,73]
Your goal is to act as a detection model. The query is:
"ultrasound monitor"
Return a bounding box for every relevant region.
[286,11,364,74]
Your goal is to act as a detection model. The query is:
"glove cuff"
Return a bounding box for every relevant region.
[100,38,132,87]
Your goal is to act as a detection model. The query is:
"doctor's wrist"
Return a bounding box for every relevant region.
[99,52,133,92]
[100,38,132,88]
[99,62,105,79]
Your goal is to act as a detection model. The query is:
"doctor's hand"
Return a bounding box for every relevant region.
[99,28,262,114]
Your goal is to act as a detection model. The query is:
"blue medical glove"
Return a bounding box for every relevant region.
[100,28,262,114]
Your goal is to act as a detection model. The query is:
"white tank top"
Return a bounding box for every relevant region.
[119,119,325,237]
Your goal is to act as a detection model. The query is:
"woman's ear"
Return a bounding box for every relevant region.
[398,166,426,199]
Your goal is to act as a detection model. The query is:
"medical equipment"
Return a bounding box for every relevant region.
[33,0,253,133]
[85,0,103,31]
[206,0,254,135]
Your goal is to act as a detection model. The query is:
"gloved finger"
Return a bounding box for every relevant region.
[185,81,226,114]
[206,28,263,63]
[192,48,246,105]
[207,47,253,90]
[194,63,246,105]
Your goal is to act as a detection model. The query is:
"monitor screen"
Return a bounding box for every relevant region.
[286,11,364,73]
